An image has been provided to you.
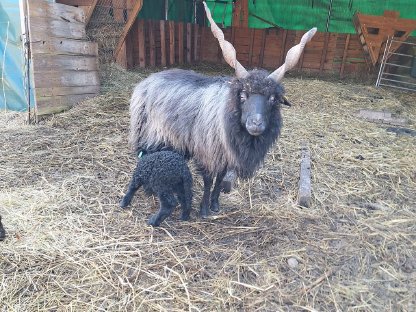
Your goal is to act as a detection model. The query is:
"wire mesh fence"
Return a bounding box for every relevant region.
[87,0,135,64]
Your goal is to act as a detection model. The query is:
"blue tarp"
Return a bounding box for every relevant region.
[0,0,28,111]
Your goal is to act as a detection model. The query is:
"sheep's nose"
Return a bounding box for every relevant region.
[246,114,266,136]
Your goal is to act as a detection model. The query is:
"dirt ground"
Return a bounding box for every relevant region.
[1,65,415,311]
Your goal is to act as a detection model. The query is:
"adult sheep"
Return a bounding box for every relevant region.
[129,2,317,217]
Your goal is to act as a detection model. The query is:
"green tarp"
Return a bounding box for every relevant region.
[137,0,416,35]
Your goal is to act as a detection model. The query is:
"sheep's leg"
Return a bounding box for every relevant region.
[177,180,192,221]
[148,193,176,226]
[200,173,213,218]
[210,169,227,212]
[120,177,142,208]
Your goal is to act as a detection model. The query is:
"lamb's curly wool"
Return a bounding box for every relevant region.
[0,216,5,241]
[120,151,193,226]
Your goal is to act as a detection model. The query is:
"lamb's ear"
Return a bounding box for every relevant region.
[268,28,317,82]
[203,1,249,79]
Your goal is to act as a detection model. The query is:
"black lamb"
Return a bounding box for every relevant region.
[0,216,5,241]
[120,151,193,226]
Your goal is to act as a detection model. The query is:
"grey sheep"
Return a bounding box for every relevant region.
[128,3,316,217]
[120,151,193,227]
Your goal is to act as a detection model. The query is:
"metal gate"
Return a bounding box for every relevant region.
[376,38,416,92]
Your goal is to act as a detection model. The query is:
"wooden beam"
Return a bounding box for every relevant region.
[339,34,350,78]
[137,19,146,67]
[148,20,156,66]
[113,0,144,62]
[280,29,288,65]
[160,20,167,67]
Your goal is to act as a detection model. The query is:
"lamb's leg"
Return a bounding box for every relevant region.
[200,172,213,218]
[120,176,142,208]
[148,193,176,226]
[210,169,227,212]
[178,176,193,221]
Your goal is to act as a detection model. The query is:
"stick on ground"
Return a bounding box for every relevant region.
[298,142,311,208]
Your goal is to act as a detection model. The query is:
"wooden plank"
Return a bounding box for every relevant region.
[259,29,266,67]
[178,22,184,64]
[126,30,134,68]
[30,38,98,56]
[137,19,146,67]
[320,32,330,72]
[115,41,127,68]
[298,142,311,208]
[148,20,156,66]
[56,0,94,5]
[169,20,175,65]
[32,55,98,72]
[193,24,199,62]
[30,0,85,23]
[340,34,351,78]
[248,28,255,66]
[34,71,100,88]
[36,85,100,97]
[186,23,192,63]
[113,0,144,61]
[160,20,167,67]
[36,94,97,115]
[280,29,288,65]
[114,0,126,22]
[29,17,86,40]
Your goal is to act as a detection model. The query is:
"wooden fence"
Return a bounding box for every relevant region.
[116,19,370,78]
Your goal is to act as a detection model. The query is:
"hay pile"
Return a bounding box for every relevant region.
[1,64,415,311]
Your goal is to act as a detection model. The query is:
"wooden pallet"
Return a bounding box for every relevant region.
[353,11,416,66]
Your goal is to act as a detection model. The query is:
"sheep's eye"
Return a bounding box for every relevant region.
[240,92,247,102]
[269,95,276,103]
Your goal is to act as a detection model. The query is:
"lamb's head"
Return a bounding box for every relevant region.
[231,70,284,136]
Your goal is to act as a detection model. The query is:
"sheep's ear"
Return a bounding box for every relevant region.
[203,2,249,79]
[268,28,317,82]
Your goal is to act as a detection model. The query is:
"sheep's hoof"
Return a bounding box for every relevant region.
[181,213,190,221]
[210,201,220,212]
[119,199,130,209]
[221,180,232,193]
[148,215,161,227]
[200,206,210,219]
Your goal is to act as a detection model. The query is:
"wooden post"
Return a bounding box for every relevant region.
[248,28,255,67]
[186,23,192,63]
[340,34,350,78]
[160,20,166,67]
[193,23,199,62]
[320,32,330,73]
[137,19,146,67]
[232,0,248,27]
[298,142,312,208]
[259,29,266,67]
[280,29,288,65]
[148,20,155,66]
[169,21,175,65]
[178,22,184,64]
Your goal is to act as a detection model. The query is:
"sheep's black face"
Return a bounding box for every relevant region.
[237,70,284,136]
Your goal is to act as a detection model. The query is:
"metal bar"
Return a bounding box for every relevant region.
[376,36,390,87]
[379,83,416,92]
[380,78,416,87]
[389,39,416,46]
[384,62,412,69]
[390,52,413,57]
[382,72,413,79]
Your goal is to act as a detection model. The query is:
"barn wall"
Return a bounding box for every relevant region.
[117,19,369,78]
[27,0,100,116]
